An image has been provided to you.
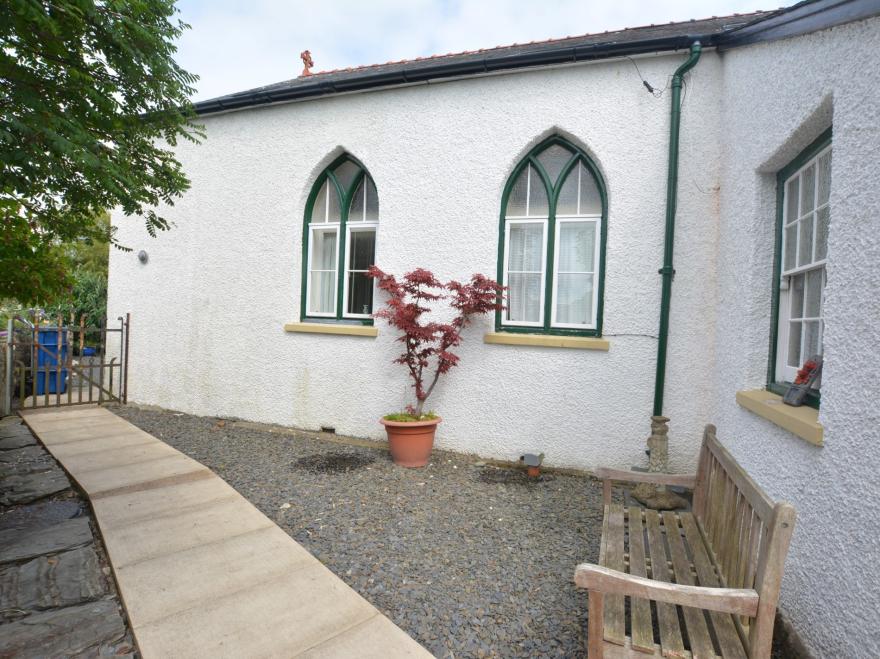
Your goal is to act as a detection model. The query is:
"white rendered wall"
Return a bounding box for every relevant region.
[108,52,724,473]
[714,19,880,658]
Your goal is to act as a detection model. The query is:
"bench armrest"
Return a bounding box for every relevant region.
[594,467,696,504]
[574,563,759,617]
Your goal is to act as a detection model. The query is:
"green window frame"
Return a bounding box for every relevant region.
[496,136,608,336]
[301,155,378,325]
[767,127,832,409]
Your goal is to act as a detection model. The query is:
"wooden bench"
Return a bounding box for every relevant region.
[575,425,796,659]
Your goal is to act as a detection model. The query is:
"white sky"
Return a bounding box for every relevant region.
[175,0,780,101]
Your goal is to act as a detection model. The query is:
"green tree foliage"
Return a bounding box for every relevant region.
[44,212,111,326]
[59,212,112,275]
[1,0,201,304]
[46,269,107,326]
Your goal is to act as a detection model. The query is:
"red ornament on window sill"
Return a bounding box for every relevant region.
[783,354,823,407]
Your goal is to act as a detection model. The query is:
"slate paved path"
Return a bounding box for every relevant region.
[0,414,136,658]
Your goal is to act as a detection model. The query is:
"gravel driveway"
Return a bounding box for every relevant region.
[109,406,601,658]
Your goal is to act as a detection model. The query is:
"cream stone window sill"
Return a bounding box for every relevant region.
[735,389,823,446]
[483,332,610,351]
[284,322,378,337]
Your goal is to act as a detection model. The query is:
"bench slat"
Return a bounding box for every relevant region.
[734,496,752,590]
[603,504,626,646]
[627,506,654,653]
[680,514,748,659]
[644,509,685,655]
[721,484,739,584]
[662,512,716,659]
[599,504,610,566]
[705,431,774,523]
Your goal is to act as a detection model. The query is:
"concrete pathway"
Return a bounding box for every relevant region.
[20,406,430,658]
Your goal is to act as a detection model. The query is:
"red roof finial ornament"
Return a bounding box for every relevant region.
[300,50,314,77]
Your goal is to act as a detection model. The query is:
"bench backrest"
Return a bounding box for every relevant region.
[692,425,797,655]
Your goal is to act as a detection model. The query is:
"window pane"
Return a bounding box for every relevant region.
[800,164,815,214]
[815,206,829,260]
[528,166,549,217]
[817,151,831,206]
[558,222,595,272]
[365,177,379,221]
[536,144,572,187]
[787,321,802,368]
[311,180,328,223]
[349,230,375,271]
[506,168,528,217]
[309,229,337,314]
[347,272,373,315]
[803,320,821,359]
[785,177,799,224]
[311,229,337,270]
[506,273,541,323]
[556,168,578,215]
[333,160,360,194]
[790,273,804,319]
[328,181,342,222]
[784,224,797,271]
[579,163,602,215]
[508,223,543,272]
[349,178,365,221]
[555,273,593,325]
[309,272,336,314]
[805,268,823,318]
[798,216,813,267]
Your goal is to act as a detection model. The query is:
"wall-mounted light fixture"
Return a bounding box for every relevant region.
[138,250,149,264]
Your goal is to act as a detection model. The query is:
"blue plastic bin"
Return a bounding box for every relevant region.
[36,328,68,395]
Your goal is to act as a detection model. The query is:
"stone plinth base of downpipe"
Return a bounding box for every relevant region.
[632,415,688,510]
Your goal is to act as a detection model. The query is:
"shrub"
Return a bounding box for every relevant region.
[368,266,504,417]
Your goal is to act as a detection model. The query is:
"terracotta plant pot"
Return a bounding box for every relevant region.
[380,417,442,468]
[527,465,541,478]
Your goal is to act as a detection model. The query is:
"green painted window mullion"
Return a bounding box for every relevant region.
[329,171,351,321]
[530,156,556,330]
[338,169,367,319]
[544,210,556,331]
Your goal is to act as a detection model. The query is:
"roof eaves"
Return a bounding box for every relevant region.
[717,0,880,47]
[194,0,880,117]
[193,33,709,116]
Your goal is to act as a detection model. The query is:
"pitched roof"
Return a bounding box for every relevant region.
[193,0,880,115]
[262,12,766,89]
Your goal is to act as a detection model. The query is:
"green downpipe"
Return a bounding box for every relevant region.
[652,41,702,417]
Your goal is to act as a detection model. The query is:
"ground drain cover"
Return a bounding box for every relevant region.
[294,452,376,474]
[477,467,555,485]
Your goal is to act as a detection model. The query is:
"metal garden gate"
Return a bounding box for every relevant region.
[2,312,130,415]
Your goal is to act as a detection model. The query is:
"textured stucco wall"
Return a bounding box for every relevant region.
[108,52,724,472]
[714,18,880,658]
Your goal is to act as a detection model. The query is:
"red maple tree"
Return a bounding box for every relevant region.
[368,266,504,417]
